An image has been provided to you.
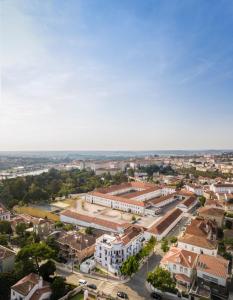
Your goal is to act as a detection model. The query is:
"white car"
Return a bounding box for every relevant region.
[79,279,87,285]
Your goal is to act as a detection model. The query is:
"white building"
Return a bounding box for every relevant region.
[185,184,203,196]
[196,254,229,287]
[178,234,218,256]
[85,182,175,216]
[60,209,128,233]
[94,226,144,275]
[177,196,198,212]
[80,257,96,273]
[160,246,198,288]
[210,183,233,194]
[11,273,51,300]
[0,205,10,221]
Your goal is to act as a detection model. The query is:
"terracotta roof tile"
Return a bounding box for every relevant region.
[197,254,229,279]
[148,208,183,235]
[161,246,198,268]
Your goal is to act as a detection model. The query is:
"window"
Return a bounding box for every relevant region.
[180,266,183,272]
[203,274,218,284]
[184,268,187,273]
[173,264,176,270]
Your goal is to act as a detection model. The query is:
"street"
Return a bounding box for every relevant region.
[56,252,162,300]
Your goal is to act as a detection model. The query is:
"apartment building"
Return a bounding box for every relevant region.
[56,230,102,263]
[94,225,144,275]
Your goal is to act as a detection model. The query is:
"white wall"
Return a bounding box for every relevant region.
[177,241,217,256]
[60,214,120,232]
[197,269,226,287]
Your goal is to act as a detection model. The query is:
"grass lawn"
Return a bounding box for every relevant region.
[69,292,96,300]
[69,293,84,300]
[14,205,59,221]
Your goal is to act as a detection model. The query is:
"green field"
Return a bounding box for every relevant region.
[69,293,84,300]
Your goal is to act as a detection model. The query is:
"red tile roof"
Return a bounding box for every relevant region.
[197,254,229,279]
[0,245,15,261]
[11,273,50,297]
[180,196,197,208]
[89,191,145,207]
[178,233,217,250]
[148,208,183,235]
[198,206,225,217]
[161,246,198,269]
[61,210,130,231]
[148,193,176,205]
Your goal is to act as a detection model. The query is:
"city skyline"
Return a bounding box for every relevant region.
[1,0,233,151]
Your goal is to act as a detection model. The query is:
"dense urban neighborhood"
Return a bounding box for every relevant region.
[0,152,233,300]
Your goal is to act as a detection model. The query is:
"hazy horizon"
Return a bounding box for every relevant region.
[1,0,233,151]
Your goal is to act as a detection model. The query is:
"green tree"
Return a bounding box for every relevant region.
[45,236,59,259]
[50,276,67,300]
[199,196,206,206]
[132,215,136,222]
[147,266,176,292]
[161,239,169,253]
[85,227,93,235]
[55,221,64,229]
[39,260,56,281]
[120,256,139,276]
[63,224,74,231]
[170,236,177,244]
[0,272,18,300]
[0,221,12,234]
[127,168,135,177]
[0,234,8,246]
[14,260,36,279]
[16,242,54,271]
[16,222,27,236]
[225,220,232,229]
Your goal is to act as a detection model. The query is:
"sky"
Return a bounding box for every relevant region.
[1,0,233,151]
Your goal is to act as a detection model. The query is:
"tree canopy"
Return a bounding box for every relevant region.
[0,220,12,234]
[120,256,139,276]
[0,168,128,208]
[147,266,176,292]
[16,242,54,271]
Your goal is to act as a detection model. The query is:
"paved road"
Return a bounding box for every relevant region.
[124,252,162,299]
[56,252,162,300]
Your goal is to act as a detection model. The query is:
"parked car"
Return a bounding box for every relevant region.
[151,292,162,299]
[87,283,97,290]
[79,279,87,285]
[117,291,128,299]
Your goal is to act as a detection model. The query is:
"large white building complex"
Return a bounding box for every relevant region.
[85,182,175,215]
